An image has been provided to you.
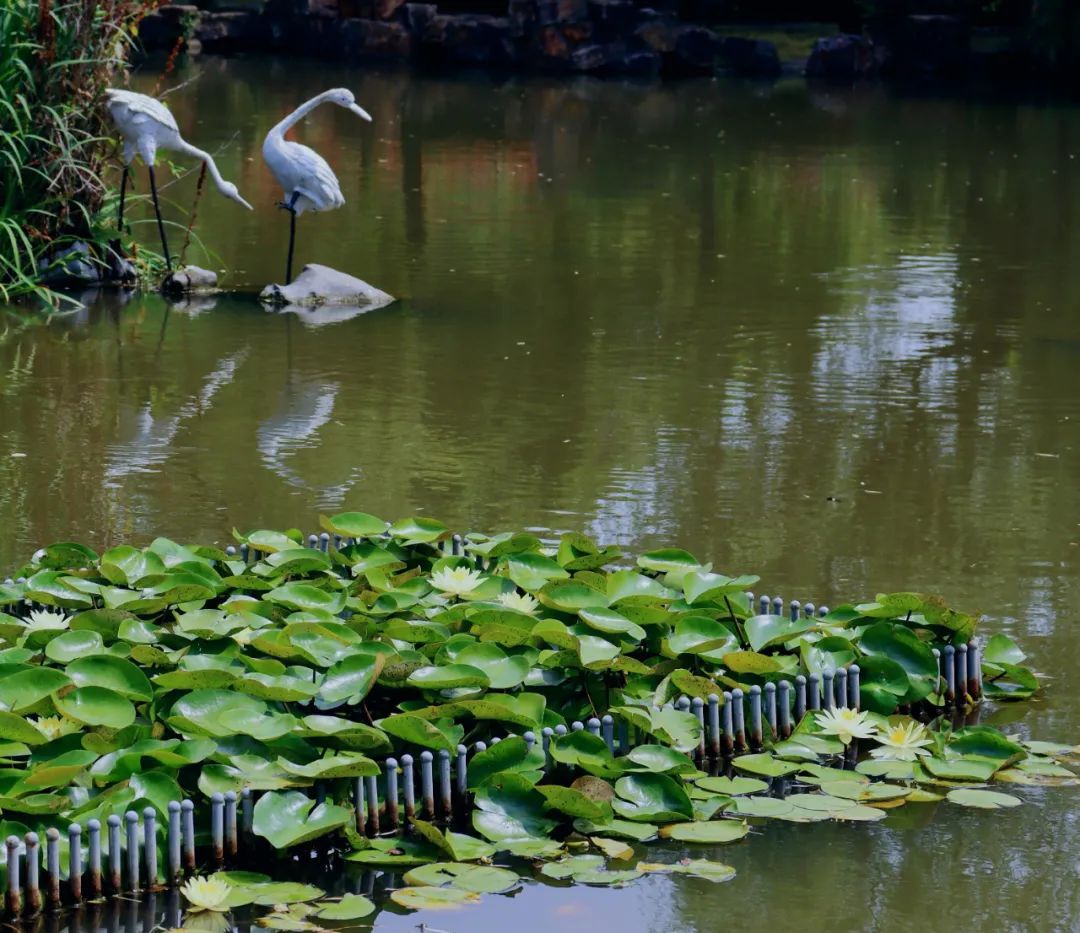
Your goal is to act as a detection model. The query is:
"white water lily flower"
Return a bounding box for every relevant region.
[870,719,934,761]
[31,716,80,741]
[25,609,68,631]
[814,706,877,745]
[180,875,232,912]
[496,591,538,615]
[430,566,483,597]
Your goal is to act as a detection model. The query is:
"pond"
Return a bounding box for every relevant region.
[1,57,1079,929]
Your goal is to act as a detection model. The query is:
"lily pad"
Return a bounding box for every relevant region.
[658,821,749,843]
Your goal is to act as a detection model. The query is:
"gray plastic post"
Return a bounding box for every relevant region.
[759,595,770,615]
[748,686,763,748]
[554,724,567,738]
[943,645,956,704]
[674,697,690,716]
[364,774,380,834]
[490,735,502,745]
[86,818,101,899]
[849,664,861,710]
[69,823,83,902]
[571,720,584,733]
[778,681,792,737]
[933,646,942,684]
[969,640,981,699]
[241,788,254,836]
[763,682,777,735]
[600,716,615,754]
[420,751,435,820]
[125,811,139,893]
[957,644,969,703]
[795,674,807,720]
[384,759,400,830]
[835,668,848,709]
[107,815,122,891]
[456,744,469,800]
[731,688,746,751]
[789,600,801,621]
[586,718,601,736]
[6,835,20,916]
[180,800,195,872]
[167,802,181,883]
[541,727,554,771]
[307,534,318,549]
[401,754,416,824]
[143,808,157,886]
[803,602,815,618]
[817,605,828,617]
[239,543,249,563]
[772,596,784,616]
[438,749,453,816]
[25,831,40,914]
[224,791,237,858]
[211,793,224,865]
[618,718,629,755]
[690,698,705,758]
[225,545,237,557]
[707,694,721,757]
[721,690,734,756]
[822,670,835,711]
[46,827,61,907]
[808,673,821,711]
[319,532,330,552]
[353,778,365,833]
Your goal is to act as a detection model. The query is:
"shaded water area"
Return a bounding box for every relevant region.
[2,57,1080,930]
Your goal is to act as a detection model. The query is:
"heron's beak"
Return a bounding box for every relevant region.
[349,103,373,122]
[235,193,254,211]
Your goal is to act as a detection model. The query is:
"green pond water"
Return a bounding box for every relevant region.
[2,57,1079,930]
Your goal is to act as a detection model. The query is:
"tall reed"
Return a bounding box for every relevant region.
[0,0,156,306]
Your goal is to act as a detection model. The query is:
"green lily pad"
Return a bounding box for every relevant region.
[636,859,736,883]
[315,894,376,920]
[403,862,519,894]
[390,886,479,910]
[251,792,352,848]
[658,820,749,843]
[613,773,693,822]
[946,789,1022,809]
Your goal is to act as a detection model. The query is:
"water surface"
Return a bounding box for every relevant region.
[1,58,1078,931]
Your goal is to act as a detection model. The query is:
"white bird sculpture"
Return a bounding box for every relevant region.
[104,88,253,272]
[262,88,372,283]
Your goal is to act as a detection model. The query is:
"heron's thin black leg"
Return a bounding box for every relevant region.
[148,165,171,272]
[284,191,300,284]
[117,165,128,232]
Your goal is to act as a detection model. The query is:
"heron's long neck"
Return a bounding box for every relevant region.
[175,141,232,197]
[267,92,334,144]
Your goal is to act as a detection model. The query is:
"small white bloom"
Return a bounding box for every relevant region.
[814,706,877,745]
[496,591,538,615]
[25,609,68,632]
[430,566,483,597]
[180,875,232,912]
[870,719,934,761]
[30,716,80,741]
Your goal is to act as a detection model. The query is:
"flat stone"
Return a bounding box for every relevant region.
[162,265,219,295]
[260,263,395,310]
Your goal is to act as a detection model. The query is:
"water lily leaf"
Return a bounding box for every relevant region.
[858,622,937,703]
[665,617,738,658]
[637,549,701,574]
[613,773,693,822]
[537,582,610,613]
[731,753,800,777]
[658,821,749,843]
[25,571,95,609]
[946,788,1022,809]
[730,796,793,818]
[695,776,769,796]
[723,650,783,674]
[25,749,98,788]
[53,687,135,729]
[315,894,375,920]
[591,836,634,860]
[833,804,890,822]
[787,793,857,813]
[318,652,385,706]
[408,664,490,690]
[983,634,1025,666]
[472,773,557,842]
[129,769,184,817]
[606,571,674,607]
[947,727,1026,765]
[573,868,642,886]
[573,817,657,841]
[266,585,345,618]
[66,655,153,702]
[403,862,519,894]
[745,614,815,652]
[535,784,612,821]
[468,736,544,790]
[578,607,646,641]
[452,644,530,689]
[389,517,448,545]
[252,792,352,848]
[379,714,463,752]
[444,831,497,862]
[0,668,73,713]
[501,838,566,857]
[622,745,697,775]
[683,571,758,605]
[637,859,735,883]
[0,712,48,745]
[243,882,325,906]
[346,837,440,866]
[550,731,621,778]
[320,512,386,538]
[390,887,480,910]
[922,756,999,783]
[278,753,380,780]
[540,854,604,880]
[856,759,915,780]
[45,630,105,664]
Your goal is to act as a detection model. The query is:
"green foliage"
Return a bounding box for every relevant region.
[0,0,152,306]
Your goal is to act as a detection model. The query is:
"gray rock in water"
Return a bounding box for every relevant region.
[162,266,219,295]
[260,264,395,310]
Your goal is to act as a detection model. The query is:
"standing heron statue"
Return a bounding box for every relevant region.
[262,88,372,284]
[104,88,253,272]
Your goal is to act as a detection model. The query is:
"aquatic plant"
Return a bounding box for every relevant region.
[0,515,1074,920]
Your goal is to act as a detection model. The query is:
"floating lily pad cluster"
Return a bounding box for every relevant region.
[0,515,1072,921]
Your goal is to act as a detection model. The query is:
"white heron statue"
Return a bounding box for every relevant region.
[104,88,253,272]
[262,88,372,284]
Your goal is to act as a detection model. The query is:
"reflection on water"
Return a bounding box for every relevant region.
[1,61,1079,930]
